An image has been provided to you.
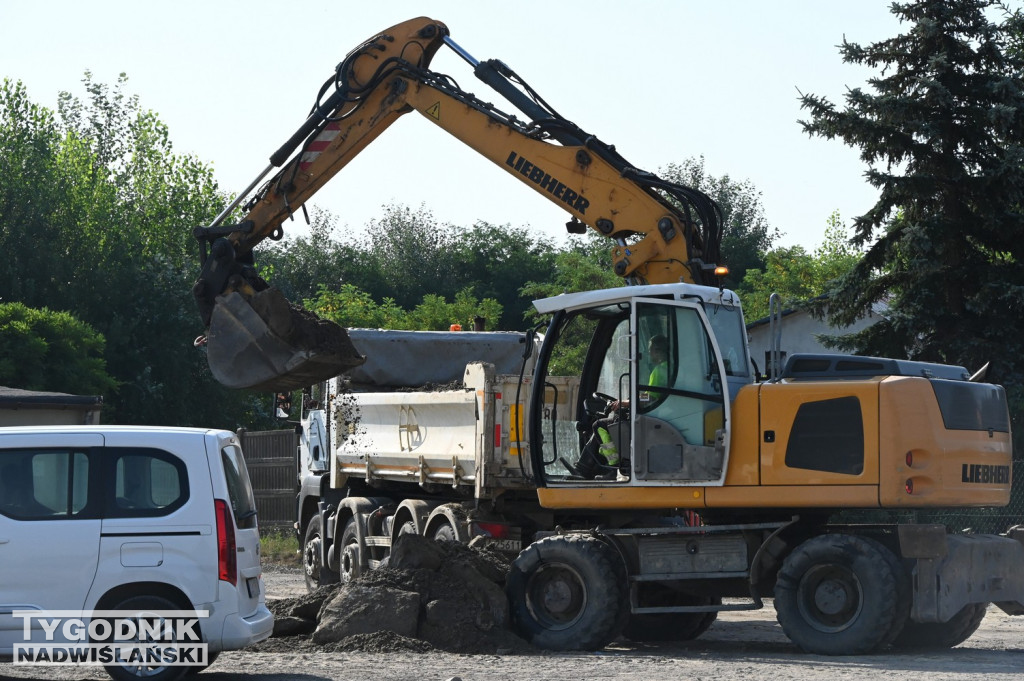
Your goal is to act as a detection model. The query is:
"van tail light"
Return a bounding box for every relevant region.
[215,499,237,585]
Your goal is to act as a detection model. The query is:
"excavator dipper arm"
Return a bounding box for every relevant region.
[192,16,723,392]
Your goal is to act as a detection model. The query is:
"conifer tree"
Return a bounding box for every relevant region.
[799,0,1024,399]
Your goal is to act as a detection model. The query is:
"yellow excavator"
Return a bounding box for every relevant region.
[191,16,724,392]
[193,18,1022,656]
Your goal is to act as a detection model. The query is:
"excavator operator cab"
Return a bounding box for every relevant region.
[529,284,749,488]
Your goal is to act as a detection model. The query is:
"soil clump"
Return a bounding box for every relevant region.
[259,534,534,655]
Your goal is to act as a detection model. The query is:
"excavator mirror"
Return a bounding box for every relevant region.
[275,392,292,419]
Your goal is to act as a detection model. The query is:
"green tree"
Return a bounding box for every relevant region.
[447,221,558,329]
[800,0,1024,440]
[0,75,271,429]
[306,283,501,331]
[737,211,861,321]
[520,232,620,306]
[0,303,117,396]
[263,205,557,331]
[660,156,781,286]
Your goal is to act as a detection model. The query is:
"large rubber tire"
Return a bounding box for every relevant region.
[874,539,912,647]
[427,504,468,543]
[507,535,627,651]
[303,515,339,592]
[338,517,362,583]
[100,595,189,681]
[622,591,721,642]
[892,602,989,649]
[775,534,903,655]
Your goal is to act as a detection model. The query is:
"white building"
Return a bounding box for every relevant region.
[0,386,103,426]
[746,302,886,378]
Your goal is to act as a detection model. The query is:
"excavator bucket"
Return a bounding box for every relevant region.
[205,289,365,392]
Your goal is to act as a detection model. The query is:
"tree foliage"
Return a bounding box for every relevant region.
[0,74,266,427]
[737,211,861,321]
[0,303,116,395]
[259,205,558,331]
[660,156,781,286]
[800,0,1024,443]
[306,283,502,331]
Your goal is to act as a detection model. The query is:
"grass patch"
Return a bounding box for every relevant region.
[261,528,301,567]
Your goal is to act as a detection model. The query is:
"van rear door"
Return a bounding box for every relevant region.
[214,439,262,617]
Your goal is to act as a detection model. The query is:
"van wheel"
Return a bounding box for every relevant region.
[775,534,901,655]
[100,595,190,681]
[507,535,627,650]
[338,517,362,583]
[303,516,339,592]
[892,603,988,649]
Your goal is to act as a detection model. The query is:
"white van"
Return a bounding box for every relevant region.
[0,426,273,681]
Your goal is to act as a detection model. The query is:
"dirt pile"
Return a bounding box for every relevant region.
[262,534,533,655]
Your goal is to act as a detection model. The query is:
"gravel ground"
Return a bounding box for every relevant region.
[4,564,1023,681]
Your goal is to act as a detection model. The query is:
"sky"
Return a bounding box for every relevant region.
[2,1,905,252]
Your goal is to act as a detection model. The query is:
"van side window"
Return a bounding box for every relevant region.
[0,450,90,520]
[108,449,189,517]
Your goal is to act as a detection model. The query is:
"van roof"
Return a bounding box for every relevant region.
[0,425,231,437]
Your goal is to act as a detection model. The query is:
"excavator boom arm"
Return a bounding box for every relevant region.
[192,17,723,392]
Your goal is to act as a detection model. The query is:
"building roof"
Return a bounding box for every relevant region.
[0,386,103,410]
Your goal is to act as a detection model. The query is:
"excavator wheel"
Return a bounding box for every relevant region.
[507,534,627,651]
[775,534,904,655]
[205,289,365,392]
[891,602,988,649]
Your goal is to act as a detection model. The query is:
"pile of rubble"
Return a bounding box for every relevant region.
[262,534,533,654]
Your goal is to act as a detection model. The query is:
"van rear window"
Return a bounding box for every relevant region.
[221,445,258,530]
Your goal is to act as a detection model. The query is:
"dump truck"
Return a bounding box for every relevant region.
[189,17,1023,655]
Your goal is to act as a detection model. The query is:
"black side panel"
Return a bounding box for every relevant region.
[931,380,1010,433]
[785,397,865,475]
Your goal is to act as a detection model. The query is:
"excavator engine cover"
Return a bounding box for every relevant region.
[206,289,365,392]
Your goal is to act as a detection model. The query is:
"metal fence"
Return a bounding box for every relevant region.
[237,428,298,533]
[835,458,1024,535]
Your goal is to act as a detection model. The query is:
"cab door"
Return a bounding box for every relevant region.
[0,433,104,652]
[630,299,731,486]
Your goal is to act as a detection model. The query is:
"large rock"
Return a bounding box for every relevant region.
[312,584,419,644]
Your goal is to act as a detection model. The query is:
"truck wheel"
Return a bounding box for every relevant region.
[100,595,189,681]
[507,535,627,651]
[622,592,720,642]
[775,534,901,655]
[426,504,467,542]
[303,515,339,592]
[338,517,362,583]
[892,603,988,649]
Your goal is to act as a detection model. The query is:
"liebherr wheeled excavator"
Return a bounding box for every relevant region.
[192,18,1022,656]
